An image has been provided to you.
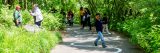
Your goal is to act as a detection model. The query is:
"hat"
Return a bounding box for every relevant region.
[16,5,21,9]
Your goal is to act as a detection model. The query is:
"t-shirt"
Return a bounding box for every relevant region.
[80,10,84,16]
[95,19,103,32]
[13,10,22,22]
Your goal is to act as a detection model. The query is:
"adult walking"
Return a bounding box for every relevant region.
[80,7,85,29]
[102,14,111,35]
[13,5,22,27]
[84,8,91,30]
[30,4,43,27]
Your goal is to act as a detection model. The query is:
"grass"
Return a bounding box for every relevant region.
[0,6,63,53]
[0,27,62,53]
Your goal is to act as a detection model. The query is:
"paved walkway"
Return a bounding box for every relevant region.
[51,25,144,53]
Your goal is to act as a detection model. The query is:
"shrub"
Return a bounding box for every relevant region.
[0,26,62,53]
[42,12,65,30]
[0,6,63,53]
[21,10,32,24]
[111,16,160,53]
[0,6,14,27]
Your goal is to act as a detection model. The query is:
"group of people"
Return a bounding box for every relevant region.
[13,4,111,48]
[57,7,112,48]
[80,7,91,30]
[64,7,91,28]
[80,7,111,48]
[13,4,43,27]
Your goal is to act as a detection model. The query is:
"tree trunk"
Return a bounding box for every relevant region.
[24,0,27,9]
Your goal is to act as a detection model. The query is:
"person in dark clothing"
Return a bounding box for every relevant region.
[80,7,85,29]
[82,11,86,29]
[67,10,74,26]
[84,8,91,30]
[102,14,111,35]
[94,13,107,48]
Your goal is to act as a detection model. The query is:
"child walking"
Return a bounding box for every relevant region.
[94,13,107,48]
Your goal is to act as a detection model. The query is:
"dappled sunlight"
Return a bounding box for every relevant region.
[1,0,159,53]
[53,25,144,53]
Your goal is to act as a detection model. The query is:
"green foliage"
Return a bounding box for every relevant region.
[0,6,14,27]
[0,1,2,9]
[42,12,65,30]
[21,10,32,24]
[1,0,160,53]
[0,6,65,30]
[108,0,160,53]
[113,16,160,53]
[0,27,61,53]
[0,5,63,53]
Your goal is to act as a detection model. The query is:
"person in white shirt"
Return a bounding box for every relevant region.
[30,4,43,27]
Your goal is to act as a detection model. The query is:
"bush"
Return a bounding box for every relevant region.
[0,26,62,53]
[42,12,65,30]
[0,6,14,27]
[21,10,32,24]
[0,6,63,53]
[111,16,160,52]
[112,1,160,52]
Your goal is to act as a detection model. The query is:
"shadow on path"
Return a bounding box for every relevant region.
[51,25,144,53]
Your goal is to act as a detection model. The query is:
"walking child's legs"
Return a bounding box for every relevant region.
[95,33,100,45]
[94,31,106,47]
[98,31,106,46]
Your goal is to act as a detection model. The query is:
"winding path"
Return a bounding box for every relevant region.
[51,25,144,53]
